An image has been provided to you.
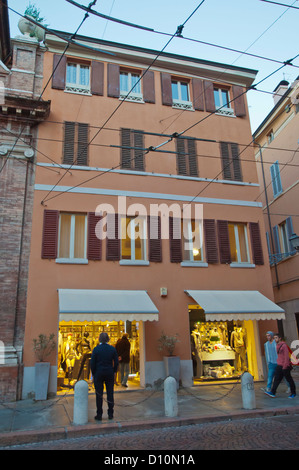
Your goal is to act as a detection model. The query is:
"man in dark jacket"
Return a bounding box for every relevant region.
[116,333,131,388]
[90,332,119,420]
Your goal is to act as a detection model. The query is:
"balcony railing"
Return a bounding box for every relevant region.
[269,251,296,266]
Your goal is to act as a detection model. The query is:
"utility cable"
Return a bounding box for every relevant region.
[0,2,96,175]
[40,1,207,204]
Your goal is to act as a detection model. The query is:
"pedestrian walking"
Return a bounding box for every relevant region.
[116,333,131,388]
[265,333,296,399]
[90,332,119,420]
[263,331,290,393]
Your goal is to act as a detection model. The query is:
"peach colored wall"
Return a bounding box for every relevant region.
[23,48,277,371]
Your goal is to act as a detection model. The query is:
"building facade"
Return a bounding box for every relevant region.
[253,78,299,347]
[0,3,50,401]
[20,29,284,399]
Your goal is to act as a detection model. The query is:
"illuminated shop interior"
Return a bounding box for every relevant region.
[57,320,140,392]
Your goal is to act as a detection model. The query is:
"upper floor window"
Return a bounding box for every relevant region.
[120,216,147,263]
[220,142,242,181]
[58,213,87,262]
[120,128,145,171]
[267,130,274,144]
[228,222,250,264]
[63,121,89,166]
[214,87,233,116]
[182,219,204,263]
[66,62,90,94]
[270,161,283,198]
[120,70,142,102]
[176,137,198,177]
[171,79,193,110]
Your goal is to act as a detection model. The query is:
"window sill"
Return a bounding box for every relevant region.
[172,100,194,111]
[119,260,149,266]
[119,93,144,103]
[215,108,235,117]
[64,88,92,96]
[56,258,88,264]
[181,261,208,267]
[230,262,255,268]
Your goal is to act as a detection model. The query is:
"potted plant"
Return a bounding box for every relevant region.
[18,3,47,42]
[33,333,56,400]
[158,331,180,389]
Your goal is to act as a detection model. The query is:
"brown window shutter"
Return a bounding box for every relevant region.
[203,80,215,113]
[107,63,120,97]
[220,142,232,180]
[160,72,172,106]
[187,139,198,177]
[143,70,155,103]
[77,123,89,166]
[232,85,246,117]
[121,128,132,169]
[192,78,204,111]
[203,219,218,264]
[63,121,75,164]
[230,143,242,182]
[52,54,67,90]
[133,130,145,171]
[249,222,264,265]
[41,210,59,259]
[121,129,145,171]
[169,217,182,263]
[106,213,120,261]
[87,213,102,260]
[91,61,104,96]
[176,138,187,176]
[217,220,231,264]
[176,137,198,176]
[148,215,162,262]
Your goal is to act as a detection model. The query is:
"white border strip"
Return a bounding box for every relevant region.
[35,184,263,207]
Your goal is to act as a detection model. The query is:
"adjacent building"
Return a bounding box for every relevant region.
[253,78,299,347]
[0,1,50,401]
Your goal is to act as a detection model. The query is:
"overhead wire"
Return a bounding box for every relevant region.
[5,2,298,213]
[0,0,97,175]
[40,0,208,204]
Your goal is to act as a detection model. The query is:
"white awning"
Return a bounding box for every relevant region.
[58,289,159,322]
[185,290,285,321]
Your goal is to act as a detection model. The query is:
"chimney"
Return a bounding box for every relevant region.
[272,80,289,105]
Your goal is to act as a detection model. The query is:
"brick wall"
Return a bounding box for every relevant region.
[0,34,46,402]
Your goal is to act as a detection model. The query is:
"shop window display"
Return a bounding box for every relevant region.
[57,321,140,392]
[191,320,251,381]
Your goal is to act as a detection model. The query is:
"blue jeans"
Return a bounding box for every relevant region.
[120,362,130,385]
[266,362,277,390]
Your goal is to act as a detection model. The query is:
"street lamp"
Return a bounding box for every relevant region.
[289,233,299,252]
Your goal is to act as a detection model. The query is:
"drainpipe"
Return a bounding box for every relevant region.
[255,141,280,289]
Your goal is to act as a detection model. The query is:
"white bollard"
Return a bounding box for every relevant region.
[241,372,256,410]
[73,380,89,425]
[164,376,178,417]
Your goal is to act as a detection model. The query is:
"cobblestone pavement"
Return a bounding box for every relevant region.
[4,414,299,451]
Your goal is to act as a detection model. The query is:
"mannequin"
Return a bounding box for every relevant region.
[230,326,247,372]
[76,332,92,381]
[62,334,79,383]
[191,323,203,377]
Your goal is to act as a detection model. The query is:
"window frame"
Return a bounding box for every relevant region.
[119,70,143,102]
[56,212,88,264]
[65,62,91,95]
[119,215,149,265]
[171,79,193,110]
[228,222,252,267]
[214,87,234,116]
[181,219,207,267]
